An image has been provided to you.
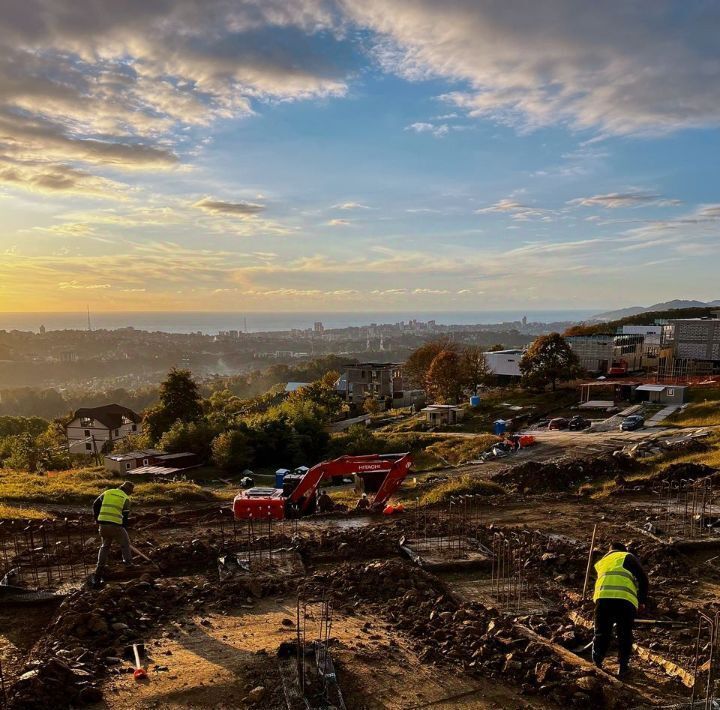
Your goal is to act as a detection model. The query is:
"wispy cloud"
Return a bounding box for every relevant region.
[193,197,265,217]
[568,191,681,209]
[405,122,449,137]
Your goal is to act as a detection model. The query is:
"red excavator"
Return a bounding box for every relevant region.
[232,452,413,521]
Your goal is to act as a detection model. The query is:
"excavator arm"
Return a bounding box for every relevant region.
[234,453,413,520]
[287,453,413,511]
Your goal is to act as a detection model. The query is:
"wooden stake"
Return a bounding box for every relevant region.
[582,524,598,600]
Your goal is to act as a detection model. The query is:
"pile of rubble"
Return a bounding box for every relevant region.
[298,524,401,563]
[492,453,643,494]
[622,431,710,460]
[7,576,189,709]
[300,559,634,708]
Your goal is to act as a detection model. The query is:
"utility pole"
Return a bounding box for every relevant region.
[87,305,92,332]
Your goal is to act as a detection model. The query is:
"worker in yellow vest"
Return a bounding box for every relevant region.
[592,542,648,677]
[92,481,134,582]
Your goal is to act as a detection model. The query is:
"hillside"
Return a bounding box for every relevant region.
[565,306,720,336]
[594,299,720,321]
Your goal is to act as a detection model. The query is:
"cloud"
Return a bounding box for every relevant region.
[333,201,370,210]
[0,157,129,197]
[327,218,352,226]
[475,198,552,221]
[405,121,449,137]
[58,281,112,290]
[346,1,720,136]
[0,0,350,195]
[193,197,266,217]
[568,191,681,209]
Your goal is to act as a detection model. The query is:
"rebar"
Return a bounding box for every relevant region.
[489,530,534,611]
[653,477,718,540]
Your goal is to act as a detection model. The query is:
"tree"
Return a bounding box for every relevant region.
[426,350,464,403]
[363,397,382,415]
[158,419,218,462]
[144,368,203,443]
[404,339,458,388]
[461,345,489,393]
[3,433,42,472]
[211,428,255,471]
[519,333,582,391]
[112,432,152,454]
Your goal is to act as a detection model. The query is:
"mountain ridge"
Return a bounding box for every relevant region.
[593,299,720,321]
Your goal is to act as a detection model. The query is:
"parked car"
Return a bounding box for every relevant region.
[568,415,591,431]
[548,417,569,430]
[620,414,645,431]
[533,419,550,429]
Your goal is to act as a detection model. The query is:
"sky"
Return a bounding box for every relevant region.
[0,0,719,314]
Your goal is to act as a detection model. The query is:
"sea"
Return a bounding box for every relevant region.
[0,310,598,335]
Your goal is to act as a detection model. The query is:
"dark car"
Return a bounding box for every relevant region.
[568,415,591,431]
[533,419,550,429]
[548,417,569,430]
[620,414,645,431]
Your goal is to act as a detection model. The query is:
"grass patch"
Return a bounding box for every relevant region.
[425,435,500,466]
[669,400,720,427]
[0,467,223,507]
[417,473,506,506]
[0,503,51,520]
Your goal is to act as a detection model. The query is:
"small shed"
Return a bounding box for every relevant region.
[634,384,687,405]
[104,449,165,474]
[422,404,465,426]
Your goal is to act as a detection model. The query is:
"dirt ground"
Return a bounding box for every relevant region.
[1,424,718,709]
[102,597,549,710]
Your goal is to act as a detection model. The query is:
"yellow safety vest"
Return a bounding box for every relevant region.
[593,551,639,609]
[97,488,129,526]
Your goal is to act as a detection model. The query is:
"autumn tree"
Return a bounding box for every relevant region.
[461,345,489,393]
[404,338,458,388]
[519,333,582,391]
[426,350,464,403]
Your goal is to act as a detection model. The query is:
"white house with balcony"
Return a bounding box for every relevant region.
[65,404,141,455]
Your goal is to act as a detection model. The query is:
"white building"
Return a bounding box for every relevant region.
[65,404,141,455]
[621,325,662,345]
[484,349,523,378]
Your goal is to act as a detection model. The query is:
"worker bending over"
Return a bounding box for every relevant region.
[317,490,334,513]
[592,542,648,677]
[355,493,370,511]
[93,481,134,582]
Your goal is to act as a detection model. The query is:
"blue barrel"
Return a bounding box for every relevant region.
[493,419,506,435]
[470,395,481,407]
[275,469,289,489]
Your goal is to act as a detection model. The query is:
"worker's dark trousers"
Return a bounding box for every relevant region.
[592,598,636,669]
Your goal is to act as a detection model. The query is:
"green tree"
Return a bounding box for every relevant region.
[3,433,42,472]
[144,368,203,443]
[519,333,582,391]
[404,338,458,388]
[0,416,49,438]
[158,419,218,461]
[211,428,255,471]
[426,350,464,403]
[112,432,153,454]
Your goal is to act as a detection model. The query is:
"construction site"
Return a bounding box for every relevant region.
[1,423,720,710]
